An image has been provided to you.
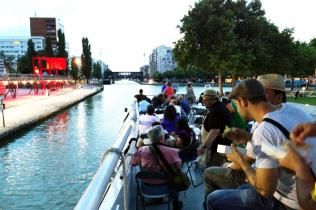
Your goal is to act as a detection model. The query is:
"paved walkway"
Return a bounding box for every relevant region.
[0,85,103,140]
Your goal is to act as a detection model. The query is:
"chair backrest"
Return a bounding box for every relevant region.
[135,170,170,198]
[136,170,167,181]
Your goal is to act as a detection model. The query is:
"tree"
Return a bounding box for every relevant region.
[17,39,36,74]
[71,58,79,84]
[81,37,92,83]
[92,62,102,79]
[0,51,15,73]
[44,37,54,57]
[174,0,238,96]
[57,29,69,74]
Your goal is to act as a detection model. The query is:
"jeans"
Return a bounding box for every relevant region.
[207,184,288,210]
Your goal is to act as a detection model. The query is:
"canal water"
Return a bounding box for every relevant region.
[0,81,224,210]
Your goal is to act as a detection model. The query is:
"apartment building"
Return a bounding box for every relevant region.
[30,17,64,51]
[0,36,45,62]
[149,45,176,76]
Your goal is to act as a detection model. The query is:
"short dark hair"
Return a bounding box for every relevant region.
[273,89,287,103]
[147,105,155,115]
[229,79,267,104]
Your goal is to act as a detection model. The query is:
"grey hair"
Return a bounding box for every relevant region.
[147,125,164,143]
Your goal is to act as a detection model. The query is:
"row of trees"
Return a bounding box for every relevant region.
[9,30,102,82]
[172,0,316,95]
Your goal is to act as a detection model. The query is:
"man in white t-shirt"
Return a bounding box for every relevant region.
[139,105,160,135]
[207,79,314,210]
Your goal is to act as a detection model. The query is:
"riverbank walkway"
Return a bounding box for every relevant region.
[0,85,103,140]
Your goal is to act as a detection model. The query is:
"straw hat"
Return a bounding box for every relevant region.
[257,74,285,92]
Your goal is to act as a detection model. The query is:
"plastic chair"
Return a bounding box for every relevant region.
[135,170,171,210]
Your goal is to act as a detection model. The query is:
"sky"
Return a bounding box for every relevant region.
[1,0,316,72]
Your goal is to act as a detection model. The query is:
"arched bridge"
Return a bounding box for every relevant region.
[103,71,144,84]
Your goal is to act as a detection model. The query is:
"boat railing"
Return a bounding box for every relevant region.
[74,100,139,210]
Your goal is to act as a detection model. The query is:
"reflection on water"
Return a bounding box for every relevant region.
[0,81,229,209]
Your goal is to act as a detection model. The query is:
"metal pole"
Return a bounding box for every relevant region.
[1,97,4,127]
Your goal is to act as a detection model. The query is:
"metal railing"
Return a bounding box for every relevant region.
[0,73,69,82]
[75,101,139,210]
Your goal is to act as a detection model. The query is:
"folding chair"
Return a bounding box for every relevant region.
[135,170,171,210]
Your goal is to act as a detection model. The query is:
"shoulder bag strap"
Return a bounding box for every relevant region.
[149,145,170,176]
[150,145,177,175]
[262,118,290,139]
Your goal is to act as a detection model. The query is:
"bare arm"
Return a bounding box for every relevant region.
[227,145,278,197]
[202,129,220,147]
[279,143,316,210]
[290,122,316,144]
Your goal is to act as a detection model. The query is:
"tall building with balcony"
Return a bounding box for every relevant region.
[30,17,63,51]
[149,45,176,76]
[0,36,45,63]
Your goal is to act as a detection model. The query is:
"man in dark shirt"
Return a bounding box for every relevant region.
[200,89,232,167]
[134,89,151,103]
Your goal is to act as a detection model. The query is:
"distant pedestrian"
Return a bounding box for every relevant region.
[186,82,196,106]
[161,80,167,93]
[295,90,299,100]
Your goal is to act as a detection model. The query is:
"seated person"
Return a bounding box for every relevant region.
[152,93,165,108]
[169,98,184,117]
[134,89,151,103]
[161,105,180,134]
[132,125,183,210]
[177,95,190,115]
[138,100,151,114]
[174,117,198,161]
[137,122,175,148]
[139,105,160,135]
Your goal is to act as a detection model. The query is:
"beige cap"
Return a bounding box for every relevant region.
[203,89,218,99]
[257,74,285,92]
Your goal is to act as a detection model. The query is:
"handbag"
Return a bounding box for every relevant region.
[150,144,191,191]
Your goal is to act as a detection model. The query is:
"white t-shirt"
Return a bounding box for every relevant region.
[252,103,314,209]
[139,114,160,134]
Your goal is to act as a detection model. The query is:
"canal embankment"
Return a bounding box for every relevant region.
[0,85,103,141]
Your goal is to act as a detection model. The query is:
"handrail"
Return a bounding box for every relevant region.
[74,101,138,210]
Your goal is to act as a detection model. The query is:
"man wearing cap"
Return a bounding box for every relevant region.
[199,89,231,167]
[257,73,286,105]
[206,79,314,210]
[203,74,287,201]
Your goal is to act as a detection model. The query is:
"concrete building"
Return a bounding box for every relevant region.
[149,45,176,76]
[0,59,4,75]
[0,36,45,63]
[140,65,149,77]
[30,17,63,51]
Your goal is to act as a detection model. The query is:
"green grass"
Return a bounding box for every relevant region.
[287,96,316,105]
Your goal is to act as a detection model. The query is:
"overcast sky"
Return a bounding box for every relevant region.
[1,0,316,71]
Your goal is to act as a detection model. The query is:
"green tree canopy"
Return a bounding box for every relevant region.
[81,37,92,83]
[44,37,54,57]
[93,62,102,79]
[17,39,37,74]
[57,29,69,74]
